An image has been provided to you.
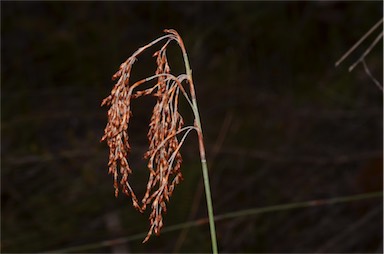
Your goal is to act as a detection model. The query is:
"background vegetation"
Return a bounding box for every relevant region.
[2,1,383,253]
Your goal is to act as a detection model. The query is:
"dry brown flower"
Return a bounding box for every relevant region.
[101,29,198,243]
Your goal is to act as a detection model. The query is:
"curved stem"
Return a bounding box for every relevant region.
[179,35,219,253]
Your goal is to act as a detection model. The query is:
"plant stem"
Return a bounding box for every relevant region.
[181,44,219,254]
[194,105,218,254]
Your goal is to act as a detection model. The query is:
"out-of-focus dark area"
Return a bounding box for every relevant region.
[1,2,383,253]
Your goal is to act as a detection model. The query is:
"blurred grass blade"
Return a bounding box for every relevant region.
[46,191,382,253]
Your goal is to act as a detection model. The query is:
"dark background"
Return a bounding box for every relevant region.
[1,1,383,253]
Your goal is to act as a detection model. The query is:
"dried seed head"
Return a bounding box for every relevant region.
[101,30,192,242]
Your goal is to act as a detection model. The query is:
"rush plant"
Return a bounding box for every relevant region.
[101,29,218,253]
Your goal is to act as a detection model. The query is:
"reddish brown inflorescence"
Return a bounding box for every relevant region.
[101,30,192,242]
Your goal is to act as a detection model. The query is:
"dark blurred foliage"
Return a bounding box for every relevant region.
[1,1,383,253]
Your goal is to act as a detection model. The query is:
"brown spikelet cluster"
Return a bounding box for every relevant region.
[101,30,196,242]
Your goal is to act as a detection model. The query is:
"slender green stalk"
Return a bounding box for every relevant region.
[199,151,218,254]
[180,40,219,254]
[193,109,218,254]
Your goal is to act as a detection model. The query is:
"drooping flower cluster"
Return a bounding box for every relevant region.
[101,30,195,242]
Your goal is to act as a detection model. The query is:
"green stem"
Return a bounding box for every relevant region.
[199,148,218,254]
[193,110,218,254]
[182,44,219,254]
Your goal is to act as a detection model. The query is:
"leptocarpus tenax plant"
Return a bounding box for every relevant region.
[101,29,218,253]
